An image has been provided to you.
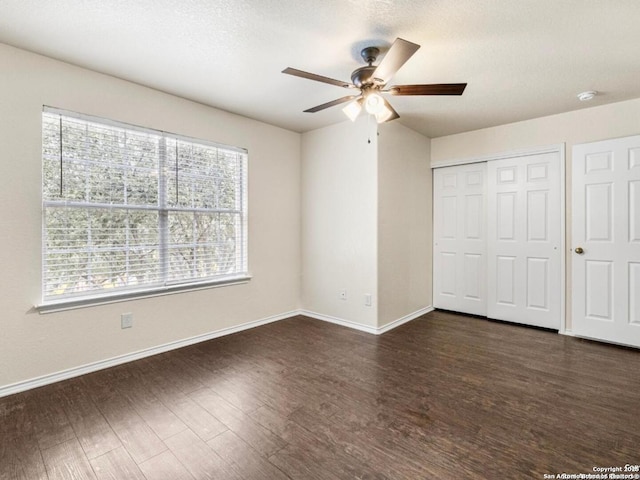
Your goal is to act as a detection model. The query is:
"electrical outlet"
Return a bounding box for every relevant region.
[364,294,372,306]
[339,289,347,300]
[121,312,133,329]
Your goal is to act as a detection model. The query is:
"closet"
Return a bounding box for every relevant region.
[433,150,562,330]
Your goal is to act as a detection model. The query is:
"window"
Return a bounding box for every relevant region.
[41,107,248,308]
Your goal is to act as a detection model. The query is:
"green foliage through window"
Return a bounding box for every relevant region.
[42,108,248,302]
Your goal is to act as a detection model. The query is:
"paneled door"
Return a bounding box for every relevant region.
[487,153,562,329]
[572,135,640,347]
[433,163,487,316]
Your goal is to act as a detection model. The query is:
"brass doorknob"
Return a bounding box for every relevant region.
[575,247,584,254]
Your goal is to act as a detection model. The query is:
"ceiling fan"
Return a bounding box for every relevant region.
[283,38,467,124]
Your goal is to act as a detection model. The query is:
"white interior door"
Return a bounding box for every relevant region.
[487,153,562,329]
[572,135,640,348]
[433,163,487,316]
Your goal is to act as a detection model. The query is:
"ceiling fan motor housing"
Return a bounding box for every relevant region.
[351,65,377,88]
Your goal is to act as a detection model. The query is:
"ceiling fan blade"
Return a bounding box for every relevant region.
[283,67,355,89]
[304,95,360,113]
[388,83,467,96]
[372,38,420,85]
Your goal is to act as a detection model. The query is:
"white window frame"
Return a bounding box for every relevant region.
[38,107,249,313]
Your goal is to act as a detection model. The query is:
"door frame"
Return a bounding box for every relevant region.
[432,143,567,333]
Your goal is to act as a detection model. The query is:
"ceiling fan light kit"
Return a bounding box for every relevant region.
[283,37,467,124]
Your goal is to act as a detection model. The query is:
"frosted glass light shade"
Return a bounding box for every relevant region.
[342,100,362,122]
[364,93,384,114]
[375,102,393,123]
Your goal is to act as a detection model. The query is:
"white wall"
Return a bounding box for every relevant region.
[301,118,378,327]
[377,122,432,327]
[301,118,433,330]
[0,43,301,389]
[431,98,640,330]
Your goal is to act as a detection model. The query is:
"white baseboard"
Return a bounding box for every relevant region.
[299,305,434,335]
[0,310,297,399]
[298,310,379,334]
[377,306,434,334]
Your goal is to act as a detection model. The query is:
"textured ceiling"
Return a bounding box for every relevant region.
[1,0,639,137]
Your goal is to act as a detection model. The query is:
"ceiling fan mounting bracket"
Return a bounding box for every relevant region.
[360,46,380,65]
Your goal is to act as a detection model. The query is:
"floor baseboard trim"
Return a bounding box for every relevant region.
[300,306,434,335]
[377,306,435,334]
[0,310,297,399]
[298,310,379,334]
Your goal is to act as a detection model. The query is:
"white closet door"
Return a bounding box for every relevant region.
[433,163,487,316]
[487,153,561,329]
[572,135,640,347]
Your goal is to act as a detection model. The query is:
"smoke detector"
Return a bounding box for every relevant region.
[577,91,597,101]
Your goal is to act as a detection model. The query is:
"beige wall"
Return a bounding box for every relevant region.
[13,34,626,389]
[0,43,301,389]
[378,121,432,327]
[431,97,640,330]
[431,98,640,166]
[301,118,378,327]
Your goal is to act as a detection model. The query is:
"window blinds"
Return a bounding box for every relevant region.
[42,107,248,304]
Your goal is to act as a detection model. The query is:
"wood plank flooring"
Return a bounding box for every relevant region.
[2,311,639,479]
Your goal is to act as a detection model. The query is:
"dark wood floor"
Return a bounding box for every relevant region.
[1,311,639,480]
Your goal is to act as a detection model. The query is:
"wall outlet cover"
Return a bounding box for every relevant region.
[121,313,133,329]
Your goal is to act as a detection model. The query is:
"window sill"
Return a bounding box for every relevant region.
[36,275,252,314]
